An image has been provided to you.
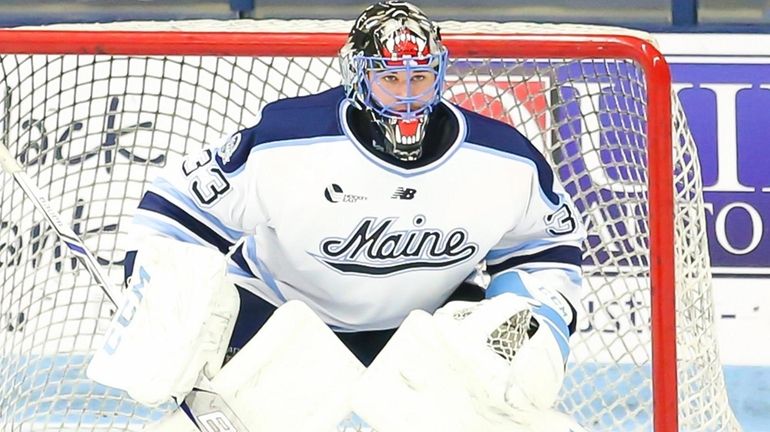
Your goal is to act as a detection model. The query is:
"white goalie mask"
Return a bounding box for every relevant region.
[340,0,448,161]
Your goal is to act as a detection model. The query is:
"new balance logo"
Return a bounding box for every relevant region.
[391,187,416,200]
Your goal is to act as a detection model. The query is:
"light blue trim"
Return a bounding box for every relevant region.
[516,266,584,287]
[245,237,286,302]
[562,268,584,287]
[226,135,346,177]
[227,263,253,279]
[486,271,570,362]
[132,214,205,246]
[462,142,561,211]
[252,135,346,152]
[152,178,244,241]
[486,239,563,262]
[535,304,571,362]
[486,271,531,299]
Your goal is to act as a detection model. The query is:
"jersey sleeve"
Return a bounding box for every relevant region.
[128,129,268,255]
[484,154,586,336]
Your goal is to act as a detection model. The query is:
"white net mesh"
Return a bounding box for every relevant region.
[0,20,740,431]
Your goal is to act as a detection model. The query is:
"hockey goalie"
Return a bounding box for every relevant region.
[87,1,588,431]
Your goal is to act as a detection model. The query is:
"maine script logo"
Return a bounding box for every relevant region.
[313,216,479,276]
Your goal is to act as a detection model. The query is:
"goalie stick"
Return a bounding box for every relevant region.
[0,143,251,432]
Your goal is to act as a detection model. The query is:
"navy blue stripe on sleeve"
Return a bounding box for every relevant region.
[229,241,258,279]
[487,245,583,276]
[138,191,234,254]
[123,250,137,287]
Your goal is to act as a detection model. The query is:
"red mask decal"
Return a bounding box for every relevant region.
[396,32,419,57]
[397,118,420,138]
[380,29,431,66]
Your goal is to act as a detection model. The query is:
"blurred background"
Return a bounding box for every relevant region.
[3,0,770,29]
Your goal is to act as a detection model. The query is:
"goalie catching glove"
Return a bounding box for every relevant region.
[353,270,578,432]
[439,269,574,411]
[435,290,572,412]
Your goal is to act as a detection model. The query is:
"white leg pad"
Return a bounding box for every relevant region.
[353,310,495,432]
[144,300,365,432]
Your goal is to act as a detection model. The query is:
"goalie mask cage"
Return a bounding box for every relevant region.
[0,20,740,432]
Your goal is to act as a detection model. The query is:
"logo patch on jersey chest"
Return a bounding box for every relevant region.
[324,183,368,203]
[312,216,478,275]
[217,133,242,164]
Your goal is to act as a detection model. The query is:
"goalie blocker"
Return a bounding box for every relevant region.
[87,236,240,406]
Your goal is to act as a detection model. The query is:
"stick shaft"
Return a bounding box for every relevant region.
[0,143,120,305]
[0,143,250,431]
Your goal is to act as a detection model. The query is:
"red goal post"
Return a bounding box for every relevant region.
[0,20,739,432]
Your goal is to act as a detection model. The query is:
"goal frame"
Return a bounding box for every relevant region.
[0,29,677,431]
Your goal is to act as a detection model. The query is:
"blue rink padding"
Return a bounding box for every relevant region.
[1,355,767,431]
[0,354,172,430]
[722,365,770,432]
[560,363,653,431]
[562,363,770,431]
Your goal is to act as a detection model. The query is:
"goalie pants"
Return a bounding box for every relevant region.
[229,282,485,366]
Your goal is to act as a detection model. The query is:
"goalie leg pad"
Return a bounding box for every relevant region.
[353,310,478,432]
[145,300,366,432]
[87,236,239,406]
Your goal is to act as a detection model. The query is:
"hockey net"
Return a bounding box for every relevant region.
[0,20,740,432]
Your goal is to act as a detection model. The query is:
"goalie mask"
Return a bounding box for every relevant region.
[340,0,448,161]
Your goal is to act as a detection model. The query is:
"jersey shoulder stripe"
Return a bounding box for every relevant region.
[487,245,583,275]
[137,191,234,253]
[217,86,347,173]
[457,105,560,206]
[149,177,244,241]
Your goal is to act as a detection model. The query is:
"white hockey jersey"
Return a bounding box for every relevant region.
[130,86,585,331]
